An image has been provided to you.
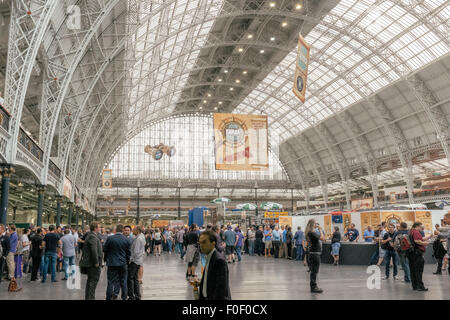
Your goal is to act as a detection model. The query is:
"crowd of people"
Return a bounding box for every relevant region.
[0,213,449,299]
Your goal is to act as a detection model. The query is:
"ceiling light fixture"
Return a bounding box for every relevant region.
[282,21,287,27]
[199,106,203,110]
[203,100,207,103]
[235,79,240,83]
[243,70,247,75]
[247,34,253,39]
[270,37,275,41]
[260,49,265,54]
[238,47,243,52]
[214,107,218,110]
[229,87,234,91]
[207,93,211,97]
[224,69,228,73]
[269,2,276,8]
[296,4,302,10]
[218,78,222,82]
[219,101,223,105]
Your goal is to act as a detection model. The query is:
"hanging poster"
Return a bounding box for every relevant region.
[351,198,374,210]
[323,215,332,239]
[63,177,72,199]
[389,192,396,203]
[292,33,310,103]
[415,211,433,234]
[102,169,112,188]
[213,113,268,171]
[279,216,292,228]
[360,211,382,232]
[152,220,169,228]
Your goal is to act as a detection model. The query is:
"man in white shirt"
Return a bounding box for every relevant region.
[21,228,31,273]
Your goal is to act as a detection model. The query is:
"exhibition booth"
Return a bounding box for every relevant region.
[279,209,450,265]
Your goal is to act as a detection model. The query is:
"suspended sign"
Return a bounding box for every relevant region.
[102,169,112,188]
[63,176,72,199]
[293,33,310,103]
[213,113,268,171]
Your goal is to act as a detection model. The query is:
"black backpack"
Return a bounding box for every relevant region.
[432,239,447,259]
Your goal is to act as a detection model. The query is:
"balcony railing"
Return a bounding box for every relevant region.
[18,127,43,162]
[49,159,61,179]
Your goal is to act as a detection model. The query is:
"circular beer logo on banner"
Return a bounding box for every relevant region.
[103,181,111,187]
[224,122,245,145]
[296,74,304,92]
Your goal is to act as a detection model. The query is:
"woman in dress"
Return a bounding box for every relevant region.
[331,226,341,265]
[184,224,200,280]
[153,228,162,256]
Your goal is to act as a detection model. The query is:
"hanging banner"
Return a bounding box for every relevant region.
[213,113,268,171]
[292,33,310,103]
[63,177,72,199]
[263,211,288,218]
[75,187,80,206]
[102,169,112,188]
[351,198,374,210]
[389,192,396,203]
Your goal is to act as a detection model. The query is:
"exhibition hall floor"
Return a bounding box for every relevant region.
[1,254,449,300]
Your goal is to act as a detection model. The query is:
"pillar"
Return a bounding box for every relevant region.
[136,185,140,225]
[56,195,62,227]
[36,185,46,227]
[75,206,80,227]
[0,165,14,225]
[67,202,73,226]
[177,187,181,220]
[254,188,258,217]
[12,206,17,224]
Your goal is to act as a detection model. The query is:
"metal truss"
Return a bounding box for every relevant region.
[39,0,121,186]
[406,74,450,167]
[3,0,57,165]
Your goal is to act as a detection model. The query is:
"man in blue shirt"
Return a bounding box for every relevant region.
[272,225,281,258]
[294,226,305,261]
[344,224,360,242]
[363,225,375,242]
[224,226,237,263]
[7,224,18,281]
[263,226,272,257]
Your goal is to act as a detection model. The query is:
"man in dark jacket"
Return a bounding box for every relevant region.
[103,224,131,300]
[79,222,103,300]
[198,230,231,300]
[30,228,44,281]
[255,226,264,256]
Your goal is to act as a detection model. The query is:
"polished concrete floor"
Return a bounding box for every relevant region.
[1,253,449,300]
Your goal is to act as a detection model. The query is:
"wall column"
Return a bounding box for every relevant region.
[36,185,46,227]
[0,165,14,225]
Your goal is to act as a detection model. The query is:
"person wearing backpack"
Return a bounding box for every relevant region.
[408,222,432,291]
[432,234,447,274]
[435,213,450,275]
[393,222,411,283]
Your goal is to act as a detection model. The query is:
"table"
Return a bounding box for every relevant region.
[320,242,436,265]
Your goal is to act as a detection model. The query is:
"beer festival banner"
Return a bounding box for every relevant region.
[213,113,268,171]
[293,33,310,103]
